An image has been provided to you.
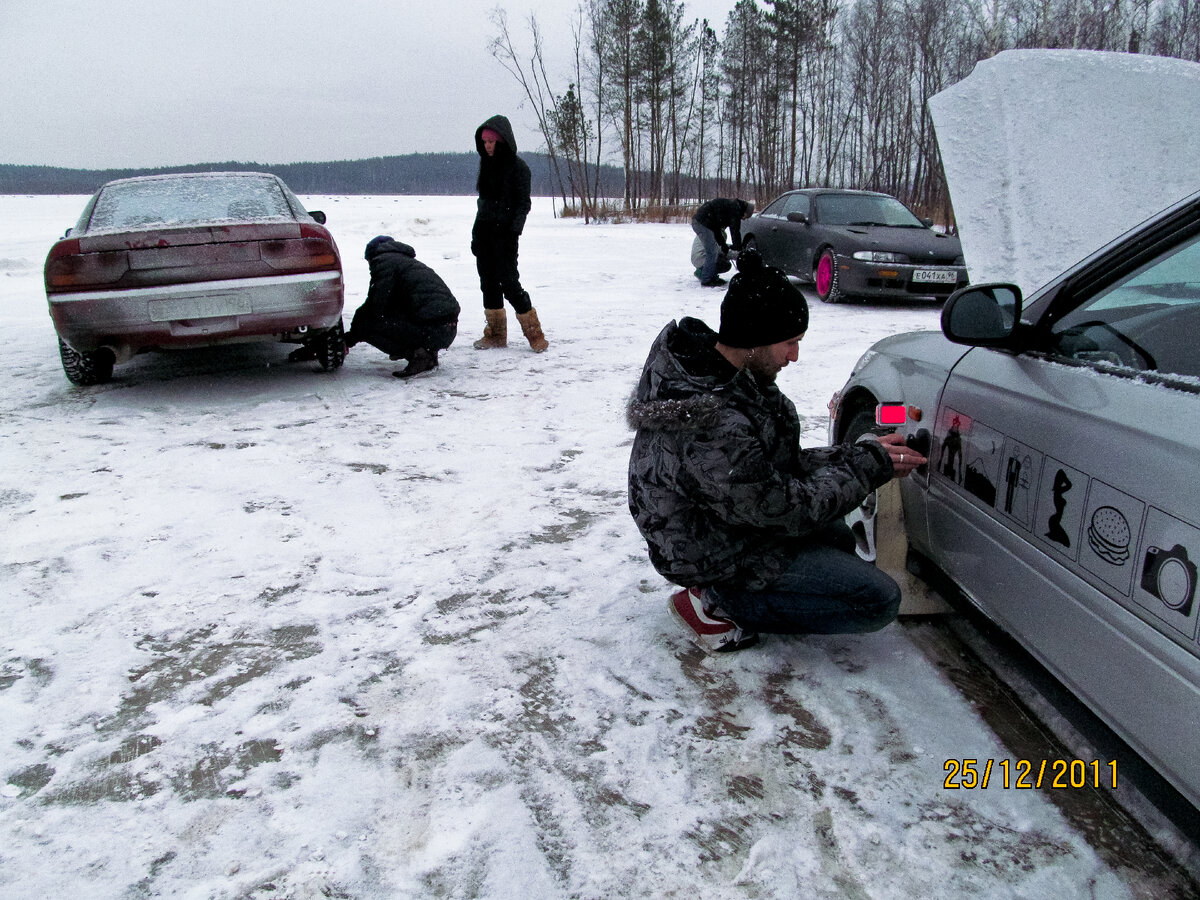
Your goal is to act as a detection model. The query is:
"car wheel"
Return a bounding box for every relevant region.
[841,407,880,560]
[58,338,114,386]
[815,248,845,304]
[316,321,346,371]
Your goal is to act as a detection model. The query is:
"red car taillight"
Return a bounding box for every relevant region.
[260,226,339,273]
[45,239,130,293]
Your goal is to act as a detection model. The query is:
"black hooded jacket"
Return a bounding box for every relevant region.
[693,198,750,252]
[352,239,460,337]
[473,115,532,238]
[627,318,893,590]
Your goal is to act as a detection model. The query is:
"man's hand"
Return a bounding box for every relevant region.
[876,432,927,478]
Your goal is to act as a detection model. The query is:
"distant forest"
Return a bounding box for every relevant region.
[491,0,1200,224]
[0,153,629,199]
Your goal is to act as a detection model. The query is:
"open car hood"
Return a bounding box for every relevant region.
[928,49,1200,297]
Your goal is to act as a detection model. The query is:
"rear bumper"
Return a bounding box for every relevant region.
[840,260,967,302]
[49,271,343,353]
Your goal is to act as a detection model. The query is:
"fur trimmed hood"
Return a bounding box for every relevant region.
[626,317,748,432]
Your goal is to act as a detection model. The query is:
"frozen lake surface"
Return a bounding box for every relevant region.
[1,194,1196,898]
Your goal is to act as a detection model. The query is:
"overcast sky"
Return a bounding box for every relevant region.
[0,0,740,170]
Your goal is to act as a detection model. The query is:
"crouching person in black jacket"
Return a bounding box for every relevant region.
[342,235,461,379]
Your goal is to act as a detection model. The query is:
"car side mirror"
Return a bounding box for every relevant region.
[786,212,808,224]
[308,210,327,224]
[941,284,1023,346]
[921,217,934,227]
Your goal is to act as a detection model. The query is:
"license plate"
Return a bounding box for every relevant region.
[149,293,252,322]
[912,269,958,284]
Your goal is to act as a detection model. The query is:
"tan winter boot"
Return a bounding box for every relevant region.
[516,308,549,353]
[473,308,507,349]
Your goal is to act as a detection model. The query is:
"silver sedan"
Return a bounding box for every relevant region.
[830,189,1200,811]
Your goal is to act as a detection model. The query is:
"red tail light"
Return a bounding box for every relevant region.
[45,239,130,292]
[261,226,339,273]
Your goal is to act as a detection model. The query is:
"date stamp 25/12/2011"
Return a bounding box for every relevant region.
[943,759,1118,790]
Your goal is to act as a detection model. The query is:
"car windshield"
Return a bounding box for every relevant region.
[86,176,293,232]
[816,194,924,228]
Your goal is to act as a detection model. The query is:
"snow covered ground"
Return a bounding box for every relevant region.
[0,194,1194,898]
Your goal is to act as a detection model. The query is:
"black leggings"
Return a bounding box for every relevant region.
[474,235,531,313]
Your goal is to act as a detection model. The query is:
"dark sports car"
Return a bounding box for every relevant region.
[45,171,345,385]
[743,188,968,303]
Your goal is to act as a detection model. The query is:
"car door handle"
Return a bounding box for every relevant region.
[906,428,931,456]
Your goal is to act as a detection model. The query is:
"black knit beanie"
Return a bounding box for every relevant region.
[364,235,392,259]
[718,249,809,348]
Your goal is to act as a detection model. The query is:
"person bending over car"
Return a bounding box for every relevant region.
[691,197,753,287]
[327,235,460,379]
[627,249,927,653]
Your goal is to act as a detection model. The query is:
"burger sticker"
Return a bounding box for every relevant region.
[1088,506,1132,566]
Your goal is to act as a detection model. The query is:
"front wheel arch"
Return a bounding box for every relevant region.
[834,388,879,444]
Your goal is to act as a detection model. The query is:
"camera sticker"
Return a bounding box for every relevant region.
[935,407,1004,508]
[1078,480,1144,596]
[998,438,1043,530]
[1132,507,1200,640]
[1034,458,1087,561]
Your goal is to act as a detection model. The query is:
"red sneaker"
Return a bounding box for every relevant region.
[669,587,759,654]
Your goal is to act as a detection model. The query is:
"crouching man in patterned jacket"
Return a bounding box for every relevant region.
[626,249,927,653]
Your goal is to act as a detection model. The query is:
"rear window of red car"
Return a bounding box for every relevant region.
[86,176,294,233]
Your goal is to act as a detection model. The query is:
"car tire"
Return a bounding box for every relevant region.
[842,407,882,561]
[58,338,115,386]
[815,248,845,304]
[316,321,346,371]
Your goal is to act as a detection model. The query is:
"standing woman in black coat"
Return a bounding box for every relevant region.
[470,114,549,352]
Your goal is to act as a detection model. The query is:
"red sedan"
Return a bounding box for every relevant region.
[45,171,345,384]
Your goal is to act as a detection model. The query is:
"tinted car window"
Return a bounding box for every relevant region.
[86,176,293,232]
[782,193,810,218]
[815,194,924,228]
[1049,232,1200,378]
[762,195,790,217]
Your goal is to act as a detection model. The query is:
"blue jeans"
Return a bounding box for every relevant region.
[707,536,901,635]
[692,219,722,283]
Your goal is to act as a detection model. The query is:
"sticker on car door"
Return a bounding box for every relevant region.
[932,403,1198,639]
[934,407,1004,507]
[1078,480,1145,596]
[1134,508,1200,639]
[998,439,1044,530]
[1033,458,1088,561]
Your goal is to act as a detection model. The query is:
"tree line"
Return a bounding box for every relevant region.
[0,154,627,198]
[491,0,1200,223]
